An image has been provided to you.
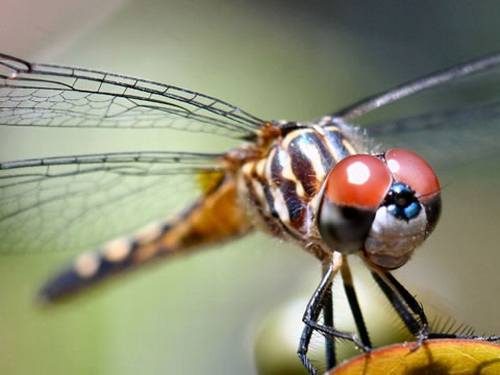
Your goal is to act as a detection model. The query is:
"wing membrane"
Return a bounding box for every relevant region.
[333,51,500,121]
[327,51,500,170]
[0,152,224,254]
[0,53,264,138]
[364,100,500,170]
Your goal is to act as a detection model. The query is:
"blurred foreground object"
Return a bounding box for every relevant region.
[329,339,500,375]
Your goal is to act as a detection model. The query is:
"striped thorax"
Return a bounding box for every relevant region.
[237,120,365,258]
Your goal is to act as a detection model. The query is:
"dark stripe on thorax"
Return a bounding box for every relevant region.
[287,131,332,197]
[270,146,307,227]
[322,125,355,160]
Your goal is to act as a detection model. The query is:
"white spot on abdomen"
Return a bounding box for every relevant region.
[74,252,99,278]
[104,237,131,262]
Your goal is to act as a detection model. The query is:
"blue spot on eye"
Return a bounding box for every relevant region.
[385,182,420,221]
[404,202,421,219]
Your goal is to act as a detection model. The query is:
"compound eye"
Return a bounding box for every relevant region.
[385,148,440,200]
[325,154,392,209]
[319,154,392,254]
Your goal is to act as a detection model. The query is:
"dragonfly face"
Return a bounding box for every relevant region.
[1,51,500,374]
[318,148,441,269]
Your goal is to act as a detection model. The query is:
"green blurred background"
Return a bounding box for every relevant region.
[1,1,500,374]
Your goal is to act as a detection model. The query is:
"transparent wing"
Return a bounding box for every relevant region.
[0,53,263,256]
[0,151,224,254]
[0,53,264,139]
[333,51,500,121]
[329,51,500,170]
[364,101,500,170]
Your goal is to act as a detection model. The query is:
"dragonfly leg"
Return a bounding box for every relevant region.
[341,257,372,350]
[372,270,500,345]
[384,271,432,345]
[321,262,336,371]
[371,270,427,341]
[428,332,500,341]
[304,320,370,352]
[298,324,319,375]
[298,261,335,375]
[298,256,368,375]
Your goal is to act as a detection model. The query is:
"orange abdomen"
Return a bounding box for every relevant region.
[39,177,251,302]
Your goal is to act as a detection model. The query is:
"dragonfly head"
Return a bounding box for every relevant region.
[317,148,441,269]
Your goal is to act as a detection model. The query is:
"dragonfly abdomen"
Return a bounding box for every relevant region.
[39,177,251,302]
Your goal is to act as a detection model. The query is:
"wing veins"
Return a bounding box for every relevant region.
[0,162,218,226]
[0,151,223,170]
[1,53,266,136]
[2,82,254,133]
[332,51,500,121]
[367,99,500,137]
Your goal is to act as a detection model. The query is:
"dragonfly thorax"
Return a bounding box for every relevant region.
[237,122,363,257]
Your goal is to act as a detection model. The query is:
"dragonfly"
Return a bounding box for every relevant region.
[1,51,500,374]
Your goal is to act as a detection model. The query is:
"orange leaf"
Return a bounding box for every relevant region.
[329,339,500,375]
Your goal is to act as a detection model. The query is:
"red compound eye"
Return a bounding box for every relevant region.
[325,154,392,209]
[385,148,440,199]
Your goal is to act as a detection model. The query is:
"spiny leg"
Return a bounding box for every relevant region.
[371,270,424,337]
[379,272,499,341]
[298,260,335,375]
[298,325,318,375]
[298,254,367,375]
[341,257,372,349]
[372,270,500,344]
[322,261,336,370]
[385,272,428,321]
